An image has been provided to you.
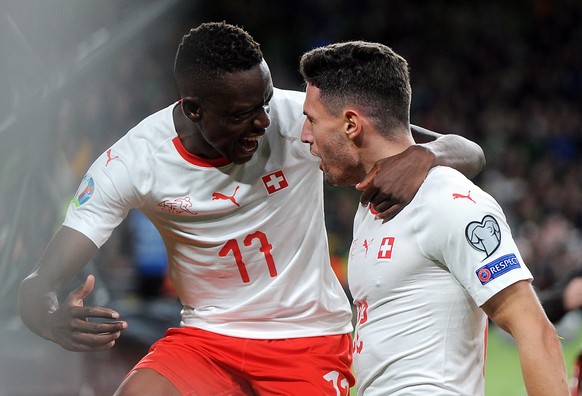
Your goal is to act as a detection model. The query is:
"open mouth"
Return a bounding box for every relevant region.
[239,134,262,153]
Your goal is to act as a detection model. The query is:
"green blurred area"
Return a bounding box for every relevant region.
[485,323,581,396]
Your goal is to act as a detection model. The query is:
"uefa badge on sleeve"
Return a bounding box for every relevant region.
[72,174,95,207]
[475,253,522,285]
[465,215,501,259]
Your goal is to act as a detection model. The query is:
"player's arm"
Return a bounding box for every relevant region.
[358,125,485,219]
[18,225,127,351]
[409,124,485,179]
[482,280,569,396]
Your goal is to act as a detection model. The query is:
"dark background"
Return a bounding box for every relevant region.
[1,0,581,394]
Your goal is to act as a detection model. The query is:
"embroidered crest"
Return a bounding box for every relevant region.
[157,197,197,215]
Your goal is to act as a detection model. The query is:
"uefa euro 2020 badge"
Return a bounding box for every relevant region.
[72,174,95,207]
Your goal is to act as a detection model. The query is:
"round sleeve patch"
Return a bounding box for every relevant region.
[72,174,95,207]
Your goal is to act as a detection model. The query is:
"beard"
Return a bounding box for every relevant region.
[321,161,364,187]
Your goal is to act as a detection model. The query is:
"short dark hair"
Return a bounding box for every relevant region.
[174,22,263,97]
[300,41,411,134]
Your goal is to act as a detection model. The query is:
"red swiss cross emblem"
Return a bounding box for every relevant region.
[377,237,395,259]
[262,170,288,195]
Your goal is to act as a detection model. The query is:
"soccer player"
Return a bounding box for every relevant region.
[300,40,568,395]
[18,23,484,395]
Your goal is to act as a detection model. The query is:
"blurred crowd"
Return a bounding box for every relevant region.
[2,0,582,311]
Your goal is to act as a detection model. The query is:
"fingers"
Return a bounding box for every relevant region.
[71,305,121,320]
[356,163,381,205]
[374,204,403,221]
[355,167,377,190]
[67,274,95,306]
[52,275,128,352]
[69,312,127,333]
[361,189,408,220]
[367,196,403,221]
[358,146,431,215]
[359,187,377,207]
[57,315,128,352]
[64,329,125,352]
[66,276,122,320]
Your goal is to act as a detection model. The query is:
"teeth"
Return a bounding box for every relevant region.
[240,135,261,153]
[244,135,261,142]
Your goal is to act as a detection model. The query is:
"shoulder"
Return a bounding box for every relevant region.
[109,103,176,163]
[417,167,491,212]
[411,166,506,236]
[125,103,177,147]
[90,103,177,187]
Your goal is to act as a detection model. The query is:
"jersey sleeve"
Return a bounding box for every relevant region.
[63,144,142,248]
[414,167,533,307]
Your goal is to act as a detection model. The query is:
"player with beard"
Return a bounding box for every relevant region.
[300,40,568,395]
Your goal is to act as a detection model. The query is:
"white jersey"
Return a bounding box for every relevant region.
[63,88,353,339]
[349,166,532,395]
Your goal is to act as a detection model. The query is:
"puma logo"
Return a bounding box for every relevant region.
[453,190,476,204]
[363,238,374,257]
[105,149,119,166]
[212,186,240,207]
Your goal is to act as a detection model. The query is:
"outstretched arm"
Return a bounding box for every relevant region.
[18,226,127,351]
[482,280,569,396]
[358,125,485,219]
[409,125,485,179]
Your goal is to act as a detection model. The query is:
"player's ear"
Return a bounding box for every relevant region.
[345,110,362,141]
[181,97,201,122]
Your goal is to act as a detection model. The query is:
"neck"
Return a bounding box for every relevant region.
[173,103,192,136]
[172,103,207,155]
[361,128,415,173]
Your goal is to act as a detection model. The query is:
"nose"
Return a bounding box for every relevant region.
[301,119,313,144]
[253,105,271,129]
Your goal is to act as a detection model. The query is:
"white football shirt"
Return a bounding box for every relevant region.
[349,166,532,395]
[64,88,353,339]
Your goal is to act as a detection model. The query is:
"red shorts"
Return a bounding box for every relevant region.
[131,327,354,395]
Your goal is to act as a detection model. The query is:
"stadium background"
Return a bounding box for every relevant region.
[1,0,581,394]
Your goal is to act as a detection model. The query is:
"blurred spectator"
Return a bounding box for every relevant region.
[539,267,582,325]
